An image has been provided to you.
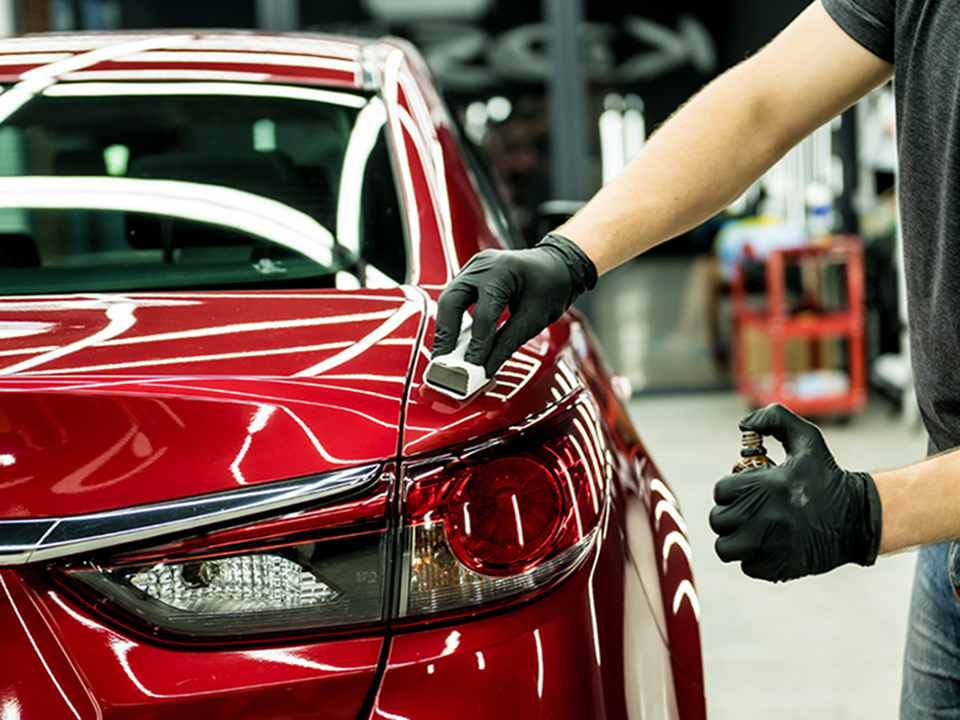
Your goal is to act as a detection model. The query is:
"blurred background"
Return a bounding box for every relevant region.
[0,1,918,717]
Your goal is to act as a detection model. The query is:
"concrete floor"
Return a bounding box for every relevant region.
[627,391,928,720]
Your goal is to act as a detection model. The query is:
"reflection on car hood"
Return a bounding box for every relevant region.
[0,290,424,518]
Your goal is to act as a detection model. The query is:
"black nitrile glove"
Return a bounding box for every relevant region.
[432,233,597,377]
[709,404,882,582]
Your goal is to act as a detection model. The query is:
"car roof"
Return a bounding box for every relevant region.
[0,30,381,89]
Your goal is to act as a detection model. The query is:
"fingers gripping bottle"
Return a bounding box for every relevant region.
[732,430,776,473]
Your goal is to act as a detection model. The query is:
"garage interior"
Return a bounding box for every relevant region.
[0,1,926,718]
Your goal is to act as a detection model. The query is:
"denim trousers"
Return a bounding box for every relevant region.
[901,541,960,718]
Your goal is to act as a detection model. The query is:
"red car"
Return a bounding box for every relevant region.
[0,31,704,719]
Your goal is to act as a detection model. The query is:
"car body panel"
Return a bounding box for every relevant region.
[370,503,681,720]
[403,311,581,458]
[0,290,423,517]
[0,32,367,88]
[0,568,382,720]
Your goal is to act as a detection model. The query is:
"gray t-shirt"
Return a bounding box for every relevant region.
[823,0,960,453]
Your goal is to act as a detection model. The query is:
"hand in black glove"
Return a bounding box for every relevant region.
[709,403,882,582]
[432,233,597,377]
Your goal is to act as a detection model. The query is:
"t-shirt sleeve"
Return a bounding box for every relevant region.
[821,0,895,63]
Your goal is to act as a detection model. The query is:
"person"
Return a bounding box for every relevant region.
[431,0,960,715]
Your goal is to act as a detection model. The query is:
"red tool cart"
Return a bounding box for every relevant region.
[732,236,867,417]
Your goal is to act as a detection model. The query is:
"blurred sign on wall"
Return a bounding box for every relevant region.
[362,0,492,23]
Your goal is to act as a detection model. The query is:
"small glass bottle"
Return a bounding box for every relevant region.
[732,431,776,473]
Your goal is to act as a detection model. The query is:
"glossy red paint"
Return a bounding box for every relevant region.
[380,38,504,281]
[370,498,693,719]
[1,568,383,720]
[570,319,705,709]
[403,311,581,458]
[0,31,706,719]
[0,291,423,517]
[0,32,367,88]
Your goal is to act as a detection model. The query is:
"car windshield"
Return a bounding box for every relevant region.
[0,82,406,293]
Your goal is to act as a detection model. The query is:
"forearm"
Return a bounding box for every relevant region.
[558,1,893,275]
[558,65,790,274]
[874,448,960,554]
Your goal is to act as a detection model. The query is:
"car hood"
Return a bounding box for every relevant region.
[0,290,424,518]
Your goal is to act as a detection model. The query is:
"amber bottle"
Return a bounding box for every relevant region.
[732,431,776,473]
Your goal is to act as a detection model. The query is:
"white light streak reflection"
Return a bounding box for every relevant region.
[19,33,193,81]
[0,321,56,340]
[383,49,421,282]
[0,35,172,52]
[511,494,525,546]
[569,433,600,515]
[26,341,356,376]
[123,51,356,73]
[586,543,604,667]
[0,454,14,466]
[295,302,418,377]
[1,697,22,720]
[654,500,688,533]
[44,80,366,107]
[187,35,357,59]
[60,69,271,83]
[244,648,348,673]
[0,35,193,123]
[0,177,337,266]
[486,355,542,401]
[396,72,456,278]
[47,591,105,631]
[111,638,161,698]
[0,576,84,718]
[0,297,198,312]
[230,405,277,484]
[338,97,387,256]
[661,531,693,573]
[0,301,136,375]
[0,345,59,358]
[441,630,461,657]
[376,711,413,720]
[476,651,486,670]
[0,52,72,65]
[101,311,394,347]
[672,580,701,620]
[248,404,276,434]
[649,479,678,507]
[300,373,405,384]
[549,448,584,538]
[279,406,352,465]
[152,377,400,411]
[534,629,545,698]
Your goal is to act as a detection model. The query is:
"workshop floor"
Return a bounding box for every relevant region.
[627,391,927,720]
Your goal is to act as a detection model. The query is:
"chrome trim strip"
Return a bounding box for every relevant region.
[0,464,380,566]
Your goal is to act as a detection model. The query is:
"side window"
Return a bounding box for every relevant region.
[360,127,407,283]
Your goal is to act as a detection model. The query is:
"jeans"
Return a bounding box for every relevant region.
[901,542,960,718]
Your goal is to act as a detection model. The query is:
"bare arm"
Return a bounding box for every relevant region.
[874,450,960,554]
[560,1,894,274]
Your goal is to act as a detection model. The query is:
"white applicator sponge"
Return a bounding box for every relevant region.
[425,319,490,400]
